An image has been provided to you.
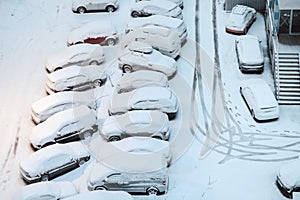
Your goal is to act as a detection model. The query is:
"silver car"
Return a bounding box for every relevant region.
[115,70,168,94]
[72,0,119,13]
[108,86,179,119]
[19,142,90,183]
[101,110,170,141]
[87,164,168,195]
[46,65,107,94]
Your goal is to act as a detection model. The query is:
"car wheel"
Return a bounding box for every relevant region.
[77,7,86,14]
[122,65,132,73]
[106,5,115,12]
[131,11,139,18]
[146,187,159,195]
[108,135,121,142]
[41,174,49,182]
[89,60,99,65]
[93,79,102,87]
[95,186,107,191]
[106,38,116,46]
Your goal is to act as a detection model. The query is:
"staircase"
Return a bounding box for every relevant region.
[274,52,300,105]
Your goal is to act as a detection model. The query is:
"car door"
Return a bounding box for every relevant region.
[103,173,123,191]
[56,121,80,143]
[86,0,97,10]
[96,0,107,10]
[125,121,150,137]
[47,154,71,179]
[120,174,143,194]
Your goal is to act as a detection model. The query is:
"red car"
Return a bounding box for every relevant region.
[68,20,118,46]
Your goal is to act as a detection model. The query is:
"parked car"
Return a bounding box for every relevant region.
[118,42,177,77]
[111,137,172,166]
[19,142,90,183]
[135,0,183,9]
[115,70,168,94]
[123,26,181,58]
[72,0,119,13]
[46,65,107,94]
[87,163,168,195]
[130,0,182,19]
[30,105,97,150]
[13,181,77,200]
[101,110,170,141]
[45,44,105,73]
[125,15,187,43]
[235,35,264,73]
[109,86,179,119]
[63,191,133,200]
[68,20,118,46]
[277,158,300,199]
[31,90,96,124]
[225,4,256,34]
[239,78,279,121]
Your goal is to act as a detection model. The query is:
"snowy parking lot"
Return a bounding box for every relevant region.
[1,0,300,199]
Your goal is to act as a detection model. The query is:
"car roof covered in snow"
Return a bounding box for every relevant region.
[125,41,153,53]
[236,35,263,65]
[132,0,176,10]
[63,190,133,200]
[130,86,173,103]
[127,15,183,29]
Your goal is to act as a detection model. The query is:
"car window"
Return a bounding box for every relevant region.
[106,173,121,183]
[59,121,79,136]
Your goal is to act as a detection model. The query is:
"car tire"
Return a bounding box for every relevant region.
[131,11,139,18]
[122,65,132,73]
[93,79,102,87]
[41,174,49,182]
[95,186,107,191]
[106,38,116,46]
[77,7,86,14]
[146,187,159,195]
[89,60,99,65]
[108,135,121,142]
[106,5,115,12]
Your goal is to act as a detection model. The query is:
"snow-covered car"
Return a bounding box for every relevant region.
[72,0,118,13]
[87,164,168,195]
[13,181,77,200]
[277,159,300,198]
[135,0,183,9]
[239,78,279,121]
[115,70,168,94]
[123,26,181,58]
[68,20,118,46]
[118,42,177,77]
[45,44,104,73]
[235,35,264,73]
[130,0,182,19]
[101,110,170,141]
[125,15,187,43]
[30,105,97,150]
[31,90,96,124]
[109,86,179,119]
[19,142,90,183]
[46,65,107,94]
[225,4,256,34]
[63,191,133,200]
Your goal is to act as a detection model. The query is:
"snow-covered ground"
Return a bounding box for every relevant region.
[1,0,300,199]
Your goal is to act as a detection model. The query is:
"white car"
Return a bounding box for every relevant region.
[109,86,179,119]
[72,0,119,13]
[115,70,168,94]
[225,4,256,34]
[118,42,177,77]
[135,0,183,9]
[31,90,96,124]
[64,191,133,200]
[46,65,107,94]
[277,159,300,199]
[130,0,182,19]
[45,44,104,73]
[240,78,279,121]
[101,110,170,141]
[13,181,77,200]
[30,105,97,150]
[68,20,118,46]
[235,35,264,73]
[125,15,187,43]
[19,142,90,183]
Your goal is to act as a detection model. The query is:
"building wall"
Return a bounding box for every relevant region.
[224,0,267,11]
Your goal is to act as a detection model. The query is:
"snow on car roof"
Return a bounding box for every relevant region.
[133,0,176,10]
[68,20,116,43]
[242,78,278,108]
[237,35,262,64]
[63,191,133,200]
[130,86,172,103]
[279,159,300,188]
[126,41,153,53]
[232,4,248,15]
[127,15,183,29]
